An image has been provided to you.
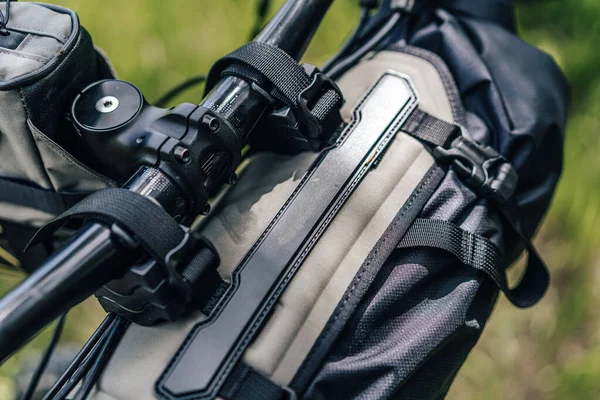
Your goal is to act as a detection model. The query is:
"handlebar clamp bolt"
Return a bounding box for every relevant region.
[173,145,191,164]
[201,114,220,132]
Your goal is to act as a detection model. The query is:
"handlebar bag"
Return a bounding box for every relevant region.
[0,1,114,270]
[92,1,569,400]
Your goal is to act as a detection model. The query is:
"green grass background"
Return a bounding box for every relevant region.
[1,0,599,398]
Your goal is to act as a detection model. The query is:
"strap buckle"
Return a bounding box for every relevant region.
[433,130,518,205]
[297,64,343,139]
[164,229,220,304]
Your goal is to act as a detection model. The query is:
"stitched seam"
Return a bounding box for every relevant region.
[295,166,438,380]
[28,119,115,187]
[0,48,47,63]
[14,34,33,52]
[208,76,419,396]
[18,89,53,190]
[8,26,68,43]
[389,45,466,125]
[208,78,419,393]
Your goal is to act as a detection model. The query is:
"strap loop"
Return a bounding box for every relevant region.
[27,188,222,307]
[398,218,547,308]
[401,108,549,307]
[206,41,343,140]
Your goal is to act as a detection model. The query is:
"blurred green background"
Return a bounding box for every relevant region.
[1,0,599,399]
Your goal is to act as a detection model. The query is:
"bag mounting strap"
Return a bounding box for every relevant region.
[0,178,87,216]
[27,188,223,309]
[400,109,549,307]
[219,362,296,400]
[206,41,344,140]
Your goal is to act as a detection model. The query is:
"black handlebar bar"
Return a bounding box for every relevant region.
[0,0,335,363]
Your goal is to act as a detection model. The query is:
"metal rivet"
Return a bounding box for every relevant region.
[173,145,191,164]
[201,114,219,132]
[95,96,120,113]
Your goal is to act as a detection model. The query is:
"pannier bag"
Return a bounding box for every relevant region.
[88,1,568,400]
[0,0,569,399]
[0,1,114,270]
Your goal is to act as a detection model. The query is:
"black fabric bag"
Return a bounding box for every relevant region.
[298,1,569,398]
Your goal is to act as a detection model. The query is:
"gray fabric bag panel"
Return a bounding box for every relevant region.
[0,2,114,229]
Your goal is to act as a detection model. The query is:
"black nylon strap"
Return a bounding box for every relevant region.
[401,108,460,147]
[497,201,550,308]
[219,362,293,400]
[0,178,87,215]
[398,218,547,308]
[27,188,184,265]
[206,42,342,124]
[28,188,226,310]
[400,108,549,307]
[208,42,311,107]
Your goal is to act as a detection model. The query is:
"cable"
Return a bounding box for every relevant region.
[154,75,207,108]
[22,314,67,400]
[153,0,273,108]
[43,313,117,400]
[72,317,129,400]
[325,11,401,80]
[47,321,115,400]
[321,7,370,73]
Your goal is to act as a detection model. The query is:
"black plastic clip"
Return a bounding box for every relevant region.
[433,132,518,205]
[164,228,221,304]
[297,64,343,139]
[391,0,415,12]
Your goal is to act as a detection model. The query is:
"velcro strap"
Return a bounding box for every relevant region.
[206,42,343,125]
[27,188,185,264]
[0,178,87,216]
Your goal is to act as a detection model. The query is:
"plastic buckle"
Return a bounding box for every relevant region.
[164,227,196,303]
[432,130,518,205]
[297,64,343,139]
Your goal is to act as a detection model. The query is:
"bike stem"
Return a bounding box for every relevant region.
[0,0,335,363]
